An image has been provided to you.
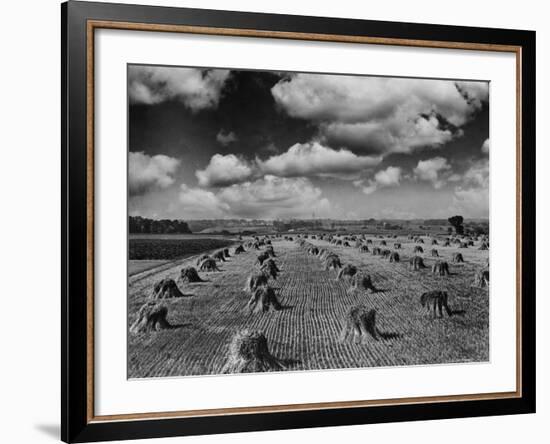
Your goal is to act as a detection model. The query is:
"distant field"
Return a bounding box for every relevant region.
[128,235,489,378]
[129,233,238,241]
[129,260,169,276]
[129,237,236,260]
[196,225,272,234]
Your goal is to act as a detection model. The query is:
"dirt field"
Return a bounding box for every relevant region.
[128,236,489,378]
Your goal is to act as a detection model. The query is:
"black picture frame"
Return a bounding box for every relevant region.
[61,1,536,442]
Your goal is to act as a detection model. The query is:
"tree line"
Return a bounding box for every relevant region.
[129,216,192,234]
[448,215,489,236]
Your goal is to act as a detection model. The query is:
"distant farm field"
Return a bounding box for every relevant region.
[128,235,489,378]
[128,260,169,276]
[129,236,237,276]
[129,237,236,260]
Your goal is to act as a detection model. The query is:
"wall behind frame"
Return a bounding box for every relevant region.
[0,0,546,443]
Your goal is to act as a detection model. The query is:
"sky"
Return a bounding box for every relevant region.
[128,65,489,221]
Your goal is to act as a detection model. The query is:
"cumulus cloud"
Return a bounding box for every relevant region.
[219,176,331,218]
[481,138,490,153]
[129,151,180,196]
[413,157,452,188]
[272,74,488,154]
[356,166,402,195]
[462,158,489,188]
[179,184,230,218]
[323,112,456,155]
[373,207,418,220]
[216,130,238,146]
[128,66,230,111]
[195,154,255,187]
[258,142,381,179]
[196,142,381,187]
[449,158,489,218]
[179,176,332,219]
[451,187,488,217]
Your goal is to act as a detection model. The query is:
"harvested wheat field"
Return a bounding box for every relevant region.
[128,235,489,378]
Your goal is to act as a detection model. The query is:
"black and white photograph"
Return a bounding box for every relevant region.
[127,65,490,378]
[0,0,542,441]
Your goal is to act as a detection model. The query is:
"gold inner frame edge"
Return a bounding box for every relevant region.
[85,19,523,423]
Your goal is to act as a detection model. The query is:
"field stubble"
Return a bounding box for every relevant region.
[128,237,489,378]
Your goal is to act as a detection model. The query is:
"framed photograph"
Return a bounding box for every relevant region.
[62,1,536,442]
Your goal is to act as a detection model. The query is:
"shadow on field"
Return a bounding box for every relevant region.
[371,287,390,294]
[281,357,302,368]
[174,292,195,298]
[449,309,466,316]
[167,322,193,329]
[375,328,403,341]
[375,329,402,341]
[421,308,466,318]
[187,280,213,287]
